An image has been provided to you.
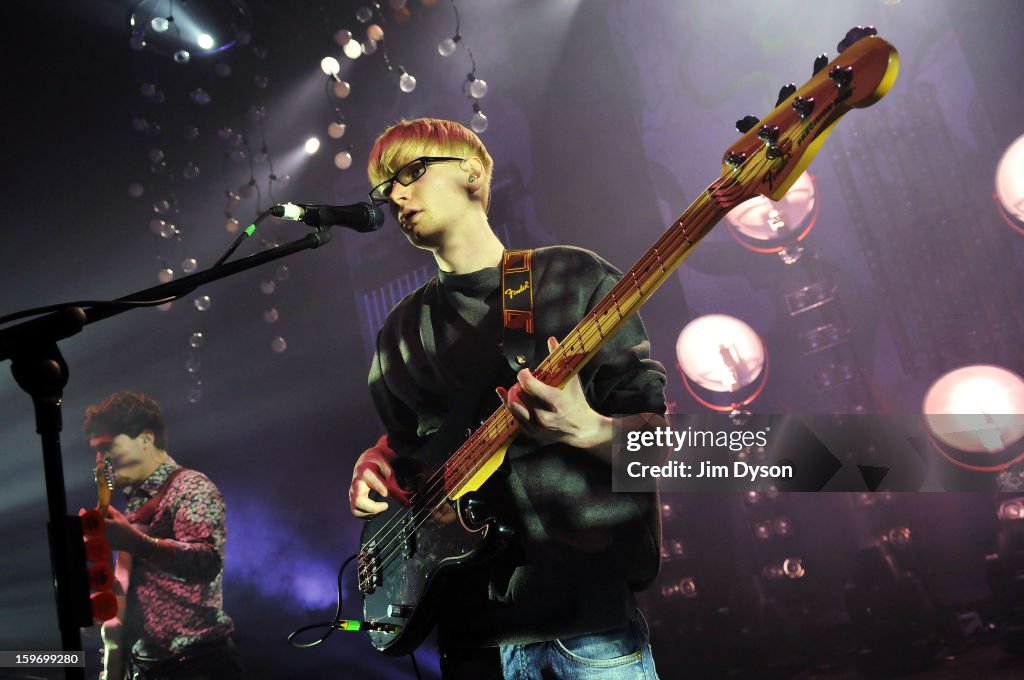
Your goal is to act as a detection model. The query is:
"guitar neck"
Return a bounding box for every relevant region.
[442,183,731,492]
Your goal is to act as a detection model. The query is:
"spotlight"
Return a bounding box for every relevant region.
[676,314,767,413]
[995,132,1024,235]
[304,137,321,155]
[725,172,818,263]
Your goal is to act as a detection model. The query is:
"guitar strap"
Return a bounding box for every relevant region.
[127,468,186,526]
[500,249,535,371]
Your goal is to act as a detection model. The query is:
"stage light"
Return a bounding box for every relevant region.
[995,132,1024,234]
[304,137,321,155]
[676,314,767,412]
[998,498,1024,521]
[782,557,805,579]
[197,33,215,50]
[725,172,818,263]
[923,365,1024,455]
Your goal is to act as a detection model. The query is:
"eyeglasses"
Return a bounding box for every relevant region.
[368,156,464,205]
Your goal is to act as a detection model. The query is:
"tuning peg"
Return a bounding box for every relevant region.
[792,96,815,119]
[735,115,760,133]
[776,83,796,107]
[837,25,877,53]
[829,65,854,87]
[813,53,829,75]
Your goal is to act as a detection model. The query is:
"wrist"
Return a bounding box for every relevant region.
[138,532,161,560]
[577,412,612,452]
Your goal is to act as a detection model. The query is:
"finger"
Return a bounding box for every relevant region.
[352,496,389,518]
[350,480,389,517]
[516,368,560,404]
[356,468,389,497]
[504,383,535,422]
[547,336,559,353]
[360,452,394,481]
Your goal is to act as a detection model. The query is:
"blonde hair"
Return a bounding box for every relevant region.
[367,118,494,210]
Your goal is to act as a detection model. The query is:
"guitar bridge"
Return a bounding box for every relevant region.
[357,541,383,594]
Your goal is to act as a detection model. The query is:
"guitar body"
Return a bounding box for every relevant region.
[360,432,514,655]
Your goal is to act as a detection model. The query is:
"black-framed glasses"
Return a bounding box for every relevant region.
[368,156,464,205]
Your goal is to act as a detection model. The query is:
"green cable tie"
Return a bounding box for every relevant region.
[245,224,256,236]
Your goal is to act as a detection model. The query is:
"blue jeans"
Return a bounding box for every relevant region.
[498,610,659,680]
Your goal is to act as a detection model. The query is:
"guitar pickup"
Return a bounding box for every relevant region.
[400,515,416,559]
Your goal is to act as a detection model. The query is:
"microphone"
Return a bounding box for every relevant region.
[270,202,385,233]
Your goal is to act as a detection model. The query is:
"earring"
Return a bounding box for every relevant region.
[468,174,478,183]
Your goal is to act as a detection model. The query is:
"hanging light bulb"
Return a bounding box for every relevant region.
[320,56,341,76]
[470,103,488,134]
[356,6,374,22]
[333,80,351,98]
[150,16,170,33]
[438,35,459,57]
[173,50,191,64]
[361,39,378,55]
[343,40,362,59]
[328,121,347,139]
[398,67,417,93]
[366,24,384,41]
[335,150,353,170]
[465,74,488,99]
[334,29,352,46]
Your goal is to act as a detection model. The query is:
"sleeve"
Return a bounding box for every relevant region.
[160,472,226,582]
[577,268,668,419]
[367,329,422,456]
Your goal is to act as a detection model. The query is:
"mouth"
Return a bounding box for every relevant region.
[400,209,420,227]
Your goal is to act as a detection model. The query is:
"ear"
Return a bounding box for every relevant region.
[464,157,485,193]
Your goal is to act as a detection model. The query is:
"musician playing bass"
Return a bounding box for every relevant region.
[348,118,667,679]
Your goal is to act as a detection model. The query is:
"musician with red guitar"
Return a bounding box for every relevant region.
[82,391,241,680]
[348,118,668,679]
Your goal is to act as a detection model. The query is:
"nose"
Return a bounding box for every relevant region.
[388,180,411,205]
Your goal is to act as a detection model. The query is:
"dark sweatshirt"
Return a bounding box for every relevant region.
[368,245,667,646]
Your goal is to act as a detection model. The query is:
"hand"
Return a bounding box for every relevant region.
[101,505,143,555]
[496,337,612,455]
[349,436,410,519]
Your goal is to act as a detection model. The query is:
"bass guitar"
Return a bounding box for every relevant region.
[359,27,900,655]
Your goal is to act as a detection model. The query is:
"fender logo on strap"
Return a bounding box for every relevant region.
[504,281,530,300]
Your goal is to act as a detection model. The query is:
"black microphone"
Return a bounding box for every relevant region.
[270,202,384,233]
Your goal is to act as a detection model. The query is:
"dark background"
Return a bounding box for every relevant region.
[2,1,1023,678]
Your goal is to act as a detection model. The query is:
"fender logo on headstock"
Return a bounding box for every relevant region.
[760,140,794,194]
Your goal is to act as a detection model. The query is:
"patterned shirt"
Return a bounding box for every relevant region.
[121,458,234,660]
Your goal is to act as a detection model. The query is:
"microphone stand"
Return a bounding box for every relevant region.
[0,227,333,679]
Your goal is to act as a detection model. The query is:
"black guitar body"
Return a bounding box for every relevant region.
[358,412,515,656]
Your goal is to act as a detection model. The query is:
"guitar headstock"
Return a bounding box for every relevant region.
[95,457,115,511]
[716,29,899,207]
